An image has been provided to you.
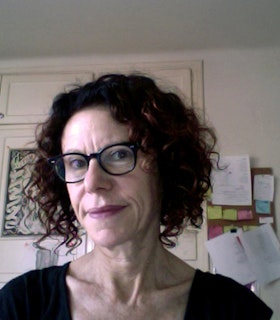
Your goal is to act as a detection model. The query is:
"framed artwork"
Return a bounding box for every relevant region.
[0,128,89,289]
[2,149,46,236]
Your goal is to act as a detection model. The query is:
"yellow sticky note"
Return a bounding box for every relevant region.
[207,205,223,219]
[242,225,258,231]
[223,208,238,221]
[224,225,238,233]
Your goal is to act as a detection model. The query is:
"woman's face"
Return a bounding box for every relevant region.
[61,106,161,249]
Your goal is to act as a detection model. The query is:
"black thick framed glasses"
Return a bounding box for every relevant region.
[48,142,139,183]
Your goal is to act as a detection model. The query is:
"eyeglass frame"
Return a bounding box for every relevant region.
[48,142,140,183]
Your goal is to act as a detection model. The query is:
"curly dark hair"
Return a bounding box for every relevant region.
[30,73,217,249]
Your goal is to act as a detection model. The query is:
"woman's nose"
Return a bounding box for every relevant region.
[83,159,112,193]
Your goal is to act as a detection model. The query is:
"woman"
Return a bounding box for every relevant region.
[0,73,272,319]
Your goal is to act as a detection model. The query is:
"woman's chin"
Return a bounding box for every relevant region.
[88,229,133,249]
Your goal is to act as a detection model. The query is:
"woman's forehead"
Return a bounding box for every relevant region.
[61,107,130,152]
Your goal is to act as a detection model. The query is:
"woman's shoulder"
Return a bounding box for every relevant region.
[191,269,262,302]
[186,269,273,319]
[0,263,71,320]
[192,269,245,290]
[1,262,70,291]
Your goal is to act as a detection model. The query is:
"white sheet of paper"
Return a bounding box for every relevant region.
[239,224,280,285]
[211,155,252,205]
[205,231,256,285]
[253,174,274,201]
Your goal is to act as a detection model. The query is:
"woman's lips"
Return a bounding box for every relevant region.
[87,205,126,219]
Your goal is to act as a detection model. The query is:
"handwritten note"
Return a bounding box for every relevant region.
[254,174,274,201]
[205,231,256,285]
[211,155,252,206]
[206,224,280,286]
[239,224,280,285]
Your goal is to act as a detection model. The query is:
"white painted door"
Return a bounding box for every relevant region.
[0,62,208,289]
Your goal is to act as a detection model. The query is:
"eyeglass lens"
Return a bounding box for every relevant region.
[53,144,137,183]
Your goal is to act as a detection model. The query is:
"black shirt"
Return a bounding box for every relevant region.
[0,263,273,319]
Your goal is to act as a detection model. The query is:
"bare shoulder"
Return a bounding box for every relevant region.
[66,253,97,289]
[66,254,91,280]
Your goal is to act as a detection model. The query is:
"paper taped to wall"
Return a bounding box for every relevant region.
[205,224,280,286]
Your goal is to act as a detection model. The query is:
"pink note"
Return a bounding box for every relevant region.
[237,209,253,221]
[208,225,223,239]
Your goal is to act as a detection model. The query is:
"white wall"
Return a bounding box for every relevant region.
[190,47,280,319]
[200,47,280,231]
[0,46,279,317]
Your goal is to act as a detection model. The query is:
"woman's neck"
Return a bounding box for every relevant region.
[70,238,191,306]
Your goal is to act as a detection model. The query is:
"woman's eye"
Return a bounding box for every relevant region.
[111,150,129,160]
[67,157,87,169]
[102,146,133,165]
